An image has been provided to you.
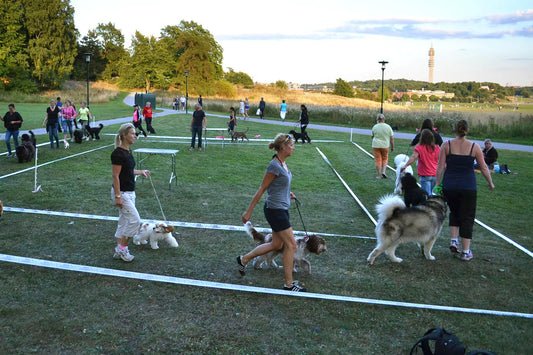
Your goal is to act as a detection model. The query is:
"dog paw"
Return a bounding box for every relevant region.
[391,257,403,263]
[427,255,436,261]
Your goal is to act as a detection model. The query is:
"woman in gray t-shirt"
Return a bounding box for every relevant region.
[237,133,306,292]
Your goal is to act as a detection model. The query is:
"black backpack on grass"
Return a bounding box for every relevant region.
[410,327,466,355]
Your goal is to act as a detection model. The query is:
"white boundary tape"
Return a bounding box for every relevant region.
[316,147,378,226]
[349,141,533,259]
[3,206,374,240]
[0,253,531,319]
[103,133,344,143]
[0,144,114,180]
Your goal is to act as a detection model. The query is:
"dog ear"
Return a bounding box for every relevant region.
[164,225,175,233]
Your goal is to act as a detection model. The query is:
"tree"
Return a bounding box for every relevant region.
[400,94,411,102]
[160,21,224,96]
[429,95,438,102]
[0,0,34,91]
[214,80,235,97]
[225,68,254,87]
[275,80,288,89]
[118,31,160,91]
[94,23,128,79]
[377,87,391,103]
[334,78,354,98]
[24,0,78,89]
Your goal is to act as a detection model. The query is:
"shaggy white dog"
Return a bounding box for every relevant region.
[394,154,413,194]
[133,222,178,249]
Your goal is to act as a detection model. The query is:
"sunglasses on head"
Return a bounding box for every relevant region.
[285,134,292,141]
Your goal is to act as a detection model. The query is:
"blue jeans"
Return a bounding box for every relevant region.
[191,126,203,148]
[47,123,60,148]
[420,175,436,195]
[5,129,20,154]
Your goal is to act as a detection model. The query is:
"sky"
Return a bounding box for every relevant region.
[70,0,533,87]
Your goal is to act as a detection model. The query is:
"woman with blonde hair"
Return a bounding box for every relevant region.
[238,133,306,292]
[110,123,150,262]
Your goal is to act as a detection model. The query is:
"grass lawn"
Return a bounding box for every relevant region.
[0,107,532,353]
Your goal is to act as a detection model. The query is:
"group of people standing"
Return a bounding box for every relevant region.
[41,98,92,149]
[372,114,495,262]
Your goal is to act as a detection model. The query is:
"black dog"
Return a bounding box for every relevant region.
[16,131,36,163]
[73,129,84,144]
[86,124,104,140]
[401,173,428,207]
[288,130,311,143]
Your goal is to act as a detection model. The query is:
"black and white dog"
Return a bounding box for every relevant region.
[16,131,36,163]
[86,123,104,140]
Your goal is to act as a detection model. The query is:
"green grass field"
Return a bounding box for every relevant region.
[1,104,532,353]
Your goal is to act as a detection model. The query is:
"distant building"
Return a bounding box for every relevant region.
[428,46,435,83]
[391,89,454,100]
[288,82,304,91]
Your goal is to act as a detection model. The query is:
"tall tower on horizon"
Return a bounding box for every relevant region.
[428,45,435,83]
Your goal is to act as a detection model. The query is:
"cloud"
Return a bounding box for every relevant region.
[219,10,533,41]
[485,9,533,24]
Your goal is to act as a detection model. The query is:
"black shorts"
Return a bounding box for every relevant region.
[264,204,291,232]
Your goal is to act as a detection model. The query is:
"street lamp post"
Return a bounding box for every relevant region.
[162,77,167,107]
[379,60,388,114]
[84,53,92,107]
[185,70,189,114]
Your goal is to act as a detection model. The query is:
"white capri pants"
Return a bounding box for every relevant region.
[111,187,141,238]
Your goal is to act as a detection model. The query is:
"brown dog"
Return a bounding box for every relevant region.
[231,128,249,142]
[245,221,327,274]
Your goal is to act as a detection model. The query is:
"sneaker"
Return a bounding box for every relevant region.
[382,174,388,179]
[461,250,474,262]
[115,246,134,262]
[236,255,246,276]
[113,245,121,259]
[189,147,194,151]
[449,240,460,254]
[6,153,13,157]
[283,280,307,292]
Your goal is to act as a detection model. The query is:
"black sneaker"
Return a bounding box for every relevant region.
[283,281,307,292]
[236,255,246,276]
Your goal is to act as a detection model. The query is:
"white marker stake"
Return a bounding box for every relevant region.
[32,148,41,193]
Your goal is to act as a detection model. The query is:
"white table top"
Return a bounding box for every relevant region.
[134,148,180,154]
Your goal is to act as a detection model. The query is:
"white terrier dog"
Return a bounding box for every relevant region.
[394,154,413,194]
[133,222,178,249]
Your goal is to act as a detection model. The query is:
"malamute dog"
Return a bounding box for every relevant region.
[367,194,447,265]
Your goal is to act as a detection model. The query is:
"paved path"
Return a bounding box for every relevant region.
[3,92,532,153]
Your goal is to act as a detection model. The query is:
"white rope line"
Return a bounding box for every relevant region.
[103,133,344,143]
[2,206,374,239]
[148,175,167,222]
[0,253,530,319]
[0,144,114,180]
[316,147,378,226]
[349,141,533,259]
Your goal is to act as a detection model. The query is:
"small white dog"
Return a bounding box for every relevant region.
[394,154,413,194]
[63,139,70,149]
[133,222,179,249]
[244,221,327,274]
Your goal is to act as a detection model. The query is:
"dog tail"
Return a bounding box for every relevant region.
[244,221,266,243]
[99,123,104,129]
[376,194,405,221]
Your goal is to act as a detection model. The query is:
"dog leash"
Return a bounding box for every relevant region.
[148,174,167,222]
[294,198,309,242]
